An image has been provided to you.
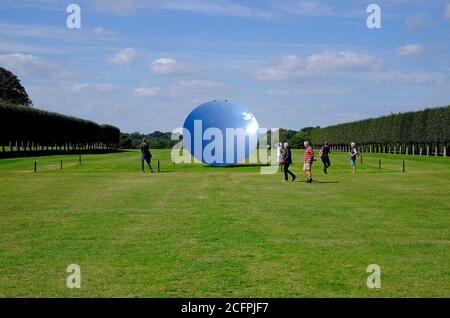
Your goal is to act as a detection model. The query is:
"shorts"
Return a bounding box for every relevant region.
[303,162,312,171]
[351,159,356,167]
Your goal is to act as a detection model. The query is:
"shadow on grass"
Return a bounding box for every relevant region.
[0,149,125,159]
[301,181,340,184]
[202,163,271,168]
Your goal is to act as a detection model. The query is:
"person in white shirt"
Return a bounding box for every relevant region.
[275,143,284,172]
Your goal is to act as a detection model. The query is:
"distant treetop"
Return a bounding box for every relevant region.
[0,67,32,107]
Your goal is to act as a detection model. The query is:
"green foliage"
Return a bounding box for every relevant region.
[288,131,309,148]
[283,126,317,148]
[299,126,317,136]
[0,102,120,147]
[119,133,133,149]
[0,67,32,107]
[122,106,450,150]
[100,124,121,146]
[311,105,450,145]
[279,129,297,144]
[127,131,177,149]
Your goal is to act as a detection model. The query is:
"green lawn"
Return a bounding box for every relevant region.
[0,150,449,297]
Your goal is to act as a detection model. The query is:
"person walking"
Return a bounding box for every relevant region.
[276,142,284,173]
[140,139,154,173]
[350,142,358,174]
[320,142,331,174]
[303,141,314,183]
[282,142,296,182]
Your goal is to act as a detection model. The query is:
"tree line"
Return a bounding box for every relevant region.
[119,131,178,149]
[120,106,450,157]
[2,66,449,156]
[0,67,120,153]
[118,127,317,150]
[311,105,450,156]
[0,101,120,152]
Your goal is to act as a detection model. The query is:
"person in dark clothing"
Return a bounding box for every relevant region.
[282,142,296,182]
[320,142,331,174]
[140,139,153,173]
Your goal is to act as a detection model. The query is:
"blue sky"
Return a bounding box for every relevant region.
[1,0,449,132]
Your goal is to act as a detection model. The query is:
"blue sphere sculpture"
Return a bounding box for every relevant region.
[183,100,259,166]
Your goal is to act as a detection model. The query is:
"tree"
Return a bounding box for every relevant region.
[119,133,133,149]
[279,129,297,144]
[0,67,32,106]
[299,126,316,136]
[288,131,309,149]
[100,125,121,146]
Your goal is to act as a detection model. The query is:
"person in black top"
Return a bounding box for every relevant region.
[319,142,331,174]
[140,139,153,173]
[282,142,297,182]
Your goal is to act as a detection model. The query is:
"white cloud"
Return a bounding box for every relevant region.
[257,55,308,81]
[266,89,290,96]
[376,72,448,85]
[0,23,66,39]
[306,52,383,72]
[150,58,204,75]
[445,4,450,20]
[93,26,115,36]
[170,80,225,96]
[157,0,272,18]
[72,83,119,93]
[134,85,163,97]
[0,53,58,77]
[107,48,137,65]
[172,79,225,90]
[396,44,426,56]
[295,86,358,96]
[271,1,362,18]
[257,52,383,81]
[93,0,271,18]
[0,0,61,11]
[3,0,273,18]
[0,41,65,54]
[404,15,428,30]
[94,0,137,15]
[273,1,333,16]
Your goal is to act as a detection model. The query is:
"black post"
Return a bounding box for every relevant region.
[34,161,37,173]
[79,155,81,165]
[379,159,381,169]
[60,160,63,170]
[158,160,160,173]
[403,160,405,173]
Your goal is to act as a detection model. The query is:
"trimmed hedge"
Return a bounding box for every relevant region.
[310,105,450,155]
[311,106,450,144]
[100,124,121,146]
[0,101,120,150]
